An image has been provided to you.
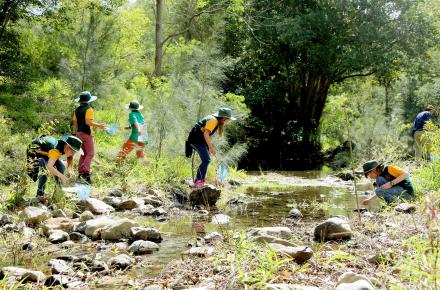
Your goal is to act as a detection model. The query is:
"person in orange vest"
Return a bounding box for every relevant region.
[27,135,83,203]
[186,108,236,188]
[362,160,414,205]
[73,91,107,184]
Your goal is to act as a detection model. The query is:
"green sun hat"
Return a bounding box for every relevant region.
[75,91,98,103]
[362,160,381,177]
[63,135,84,155]
[213,108,236,120]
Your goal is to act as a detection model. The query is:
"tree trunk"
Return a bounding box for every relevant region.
[384,85,391,122]
[154,0,163,76]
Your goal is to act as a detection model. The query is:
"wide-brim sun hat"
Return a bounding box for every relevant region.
[426,105,436,111]
[75,91,98,103]
[63,135,84,155]
[362,160,381,177]
[125,100,144,110]
[213,107,236,120]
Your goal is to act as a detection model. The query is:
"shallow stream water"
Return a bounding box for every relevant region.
[117,170,373,280]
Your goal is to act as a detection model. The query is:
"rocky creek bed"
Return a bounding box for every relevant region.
[0,171,434,289]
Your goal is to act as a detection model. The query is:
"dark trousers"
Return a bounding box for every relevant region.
[35,156,65,195]
[191,143,211,182]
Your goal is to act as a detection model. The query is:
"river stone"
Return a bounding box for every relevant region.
[48,259,74,275]
[128,240,160,255]
[130,227,162,243]
[0,214,13,226]
[395,203,416,213]
[335,272,374,290]
[100,218,138,241]
[108,187,124,197]
[0,266,46,282]
[143,196,163,207]
[44,274,89,288]
[117,198,144,210]
[185,246,215,257]
[60,240,75,249]
[252,234,296,247]
[19,206,50,226]
[288,209,303,219]
[367,249,396,265]
[103,196,121,207]
[189,185,221,206]
[79,210,95,222]
[69,232,88,243]
[264,284,320,290]
[211,214,230,225]
[314,217,352,241]
[86,198,115,214]
[143,285,165,290]
[248,227,293,239]
[204,232,223,243]
[270,244,313,264]
[42,217,74,235]
[109,254,132,269]
[89,260,109,272]
[84,216,116,239]
[48,230,69,244]
[52,209,67,218]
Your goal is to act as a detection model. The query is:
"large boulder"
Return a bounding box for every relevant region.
[189,185,221,206]
[269,244,313,264]
[248,227,293,240]
[314,217,352,241]
[19,207,50,226]
[42,217,74,235]
[100,218,138,241]
[128,240,159,255]
[130,227,162,243]
[83,216,116,239]
[0,266,46,283]
[335,272,375,290]
[85,198,115,214]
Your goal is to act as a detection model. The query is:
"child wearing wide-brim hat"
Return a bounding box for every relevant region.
[362,160,414,205]
[186,107,236,188]
[117,100,148,162]
[73,91,108,184]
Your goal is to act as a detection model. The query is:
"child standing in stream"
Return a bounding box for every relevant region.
[117,100,148,162]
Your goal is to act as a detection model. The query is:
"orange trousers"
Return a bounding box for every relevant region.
[117,140,145,162]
